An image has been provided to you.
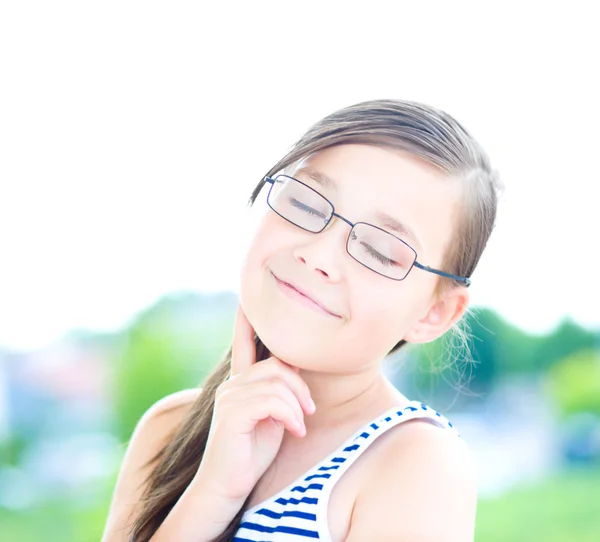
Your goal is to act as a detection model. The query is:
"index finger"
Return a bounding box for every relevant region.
[231,303,257,377]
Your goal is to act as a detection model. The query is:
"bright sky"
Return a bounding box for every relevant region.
[0,2,598,351]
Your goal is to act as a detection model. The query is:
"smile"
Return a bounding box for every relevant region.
[270,271,341,318]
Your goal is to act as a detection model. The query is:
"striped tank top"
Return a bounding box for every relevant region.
[233,399,460,541]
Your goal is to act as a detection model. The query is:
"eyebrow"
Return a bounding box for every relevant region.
[293,166,423,251]
[375,212,423,251]
[294,166,337,191]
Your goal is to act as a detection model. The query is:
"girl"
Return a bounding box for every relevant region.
[101,99,501,542]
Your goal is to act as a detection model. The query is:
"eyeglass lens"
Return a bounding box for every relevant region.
[267,175,417,280]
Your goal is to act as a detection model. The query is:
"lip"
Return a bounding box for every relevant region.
[271,271,341,318]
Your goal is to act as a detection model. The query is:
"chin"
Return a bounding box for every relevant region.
[239,262,342,367]
[250,308,316,366]
[242,303,328,369]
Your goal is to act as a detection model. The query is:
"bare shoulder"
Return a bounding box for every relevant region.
[347,420,478,542]
[100,388,203,542]
[143,387,202,421]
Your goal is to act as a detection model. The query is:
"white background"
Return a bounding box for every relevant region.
[1,1,598,350]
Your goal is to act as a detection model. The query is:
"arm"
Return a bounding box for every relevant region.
[345,421,478,542]
[100,388,244,542]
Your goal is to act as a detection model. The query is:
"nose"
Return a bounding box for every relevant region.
[292,216,348,281]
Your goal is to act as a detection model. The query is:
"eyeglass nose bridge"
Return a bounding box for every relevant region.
[324,211,355,232]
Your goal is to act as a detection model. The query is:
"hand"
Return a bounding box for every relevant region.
[195,303,316,503]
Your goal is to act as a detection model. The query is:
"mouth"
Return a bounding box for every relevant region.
[270,270,341,318]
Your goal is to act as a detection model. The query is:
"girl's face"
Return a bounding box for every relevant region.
[240,144,466,372]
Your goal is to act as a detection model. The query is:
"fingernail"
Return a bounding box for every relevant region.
[308,398,316,413]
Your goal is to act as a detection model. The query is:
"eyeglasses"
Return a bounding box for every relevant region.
[264,174,471,286]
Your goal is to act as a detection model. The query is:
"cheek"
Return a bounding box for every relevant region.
[351,285,413,346]
[240,215,277,277]
[239,226,270,315]
[239,210,302,294]
[238,215,294,343]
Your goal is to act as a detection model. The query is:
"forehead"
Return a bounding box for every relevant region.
[290,144,463,260]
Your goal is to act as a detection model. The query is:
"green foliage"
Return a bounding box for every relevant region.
[534,318,597,370]
[0,434,29,467]
[0,473,118,542]
[546,349,600,417]
[476,466,600,541]
[111,291,237,442]
[409,309,598,401]
[411,308,521,398]
[2,465,599,541]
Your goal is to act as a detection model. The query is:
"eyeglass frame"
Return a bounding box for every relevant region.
[264,174,472,287]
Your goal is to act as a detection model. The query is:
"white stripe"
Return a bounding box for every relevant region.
[234,401,460,541]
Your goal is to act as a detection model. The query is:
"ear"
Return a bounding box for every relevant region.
[403,286,470,344]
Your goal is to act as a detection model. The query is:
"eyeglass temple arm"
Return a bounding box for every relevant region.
[413,261,471,287]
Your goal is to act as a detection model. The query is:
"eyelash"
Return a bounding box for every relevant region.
[361,242,398,267]
[290,198,327,218]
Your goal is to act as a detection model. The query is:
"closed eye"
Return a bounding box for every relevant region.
[361,242,398,267]
[290,198,328,219]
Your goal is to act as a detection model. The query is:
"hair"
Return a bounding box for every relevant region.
[127,99,503,541]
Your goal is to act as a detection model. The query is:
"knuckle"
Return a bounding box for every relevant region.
[215,381,237,403]
[213,391,226,408]
[264,395,281,410]
[271,378,288,392]
[273,380,297,403]
[214,383,227,399]
[266,376,281,387]
[216,378,232,393]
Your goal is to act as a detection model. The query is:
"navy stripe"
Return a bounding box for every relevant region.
[274,495,318,507]
[255,508,317,521]
[317,464,339,471]
[290,482,324,493]
[305,472,331,481]
[331,456,347,463]
[234,402,459,541]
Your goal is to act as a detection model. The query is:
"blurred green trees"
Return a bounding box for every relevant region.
[106,293,599,439]
[2,291,599,541]
[409,308,599,405]
[546,349,600,417]
[111,292,237,442]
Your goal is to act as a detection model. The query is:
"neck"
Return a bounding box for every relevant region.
[298,363,407,432]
